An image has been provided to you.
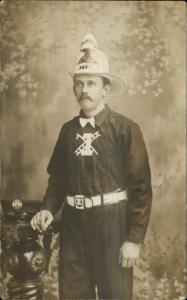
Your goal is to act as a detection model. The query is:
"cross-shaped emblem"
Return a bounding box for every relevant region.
[74,131,101,156]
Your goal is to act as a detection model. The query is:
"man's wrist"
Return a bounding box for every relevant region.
[124,241,140,247]
[126,237,144,244]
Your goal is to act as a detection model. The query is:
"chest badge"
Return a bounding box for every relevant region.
[74,131,101,156]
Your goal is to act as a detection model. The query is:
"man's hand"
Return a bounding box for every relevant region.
[30,210,54,233]
[119,241,140,268]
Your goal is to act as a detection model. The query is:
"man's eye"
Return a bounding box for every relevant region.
[75,82,83,88]
[88,81,96,86]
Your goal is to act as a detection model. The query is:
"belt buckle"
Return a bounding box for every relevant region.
[74,195,85,209]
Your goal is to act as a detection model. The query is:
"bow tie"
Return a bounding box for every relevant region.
[79,117,95,128]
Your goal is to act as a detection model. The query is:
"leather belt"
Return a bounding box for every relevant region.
[66,190,128,209]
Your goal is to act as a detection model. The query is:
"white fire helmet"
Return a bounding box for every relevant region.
[69,33,126,96]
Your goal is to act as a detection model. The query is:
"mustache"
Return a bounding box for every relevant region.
[80,94,92,101]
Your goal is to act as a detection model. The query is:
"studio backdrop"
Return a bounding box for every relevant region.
[0,1,186,300]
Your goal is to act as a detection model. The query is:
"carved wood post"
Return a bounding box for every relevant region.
[1,199,53,300]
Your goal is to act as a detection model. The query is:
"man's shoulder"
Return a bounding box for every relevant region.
[56,116,79,139]
[110,109,139,131]
[60,115,79,130]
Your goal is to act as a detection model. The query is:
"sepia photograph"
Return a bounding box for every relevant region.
[0,1,186,299]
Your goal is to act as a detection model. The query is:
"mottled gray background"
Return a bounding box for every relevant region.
[1,1,186,299]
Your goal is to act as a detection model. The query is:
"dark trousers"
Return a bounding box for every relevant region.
[58,201,133,300]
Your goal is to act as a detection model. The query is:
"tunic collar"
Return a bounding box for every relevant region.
[79,104,111,127]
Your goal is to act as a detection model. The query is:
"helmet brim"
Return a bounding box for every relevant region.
[69,72,126,96]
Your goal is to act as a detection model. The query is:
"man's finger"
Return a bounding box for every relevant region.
[127,258,138,268]
[31,215,39,231]
[40,212,47,231]
[34,213,41,231]
[30,211,53,233]
[122,257,136,268]
[128,258,135,268]
[45,214,53,229]
[122,257,128,268]
[30,217,36,230]
[34,213,44,233]
[35,212,40,226]
[40,211,53,231]
[34,221,43,233]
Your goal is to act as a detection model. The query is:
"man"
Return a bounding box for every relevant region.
[31,33,152,300]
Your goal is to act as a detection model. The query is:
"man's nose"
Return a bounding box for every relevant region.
[83,84,88,93]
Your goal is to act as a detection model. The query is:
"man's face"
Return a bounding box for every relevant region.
[73,74,109,114]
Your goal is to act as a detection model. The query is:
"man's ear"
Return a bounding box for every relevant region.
[102,84,111,97]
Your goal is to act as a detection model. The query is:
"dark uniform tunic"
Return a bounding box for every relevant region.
[43,105,152,299]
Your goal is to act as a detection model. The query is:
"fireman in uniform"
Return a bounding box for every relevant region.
[31,33,152,300]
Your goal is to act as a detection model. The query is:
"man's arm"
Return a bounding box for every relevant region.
[31,125,67,232]
[42,175,64,216]
[126,123,152,244]
[41,124,67,216]
[119,122,152,268]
